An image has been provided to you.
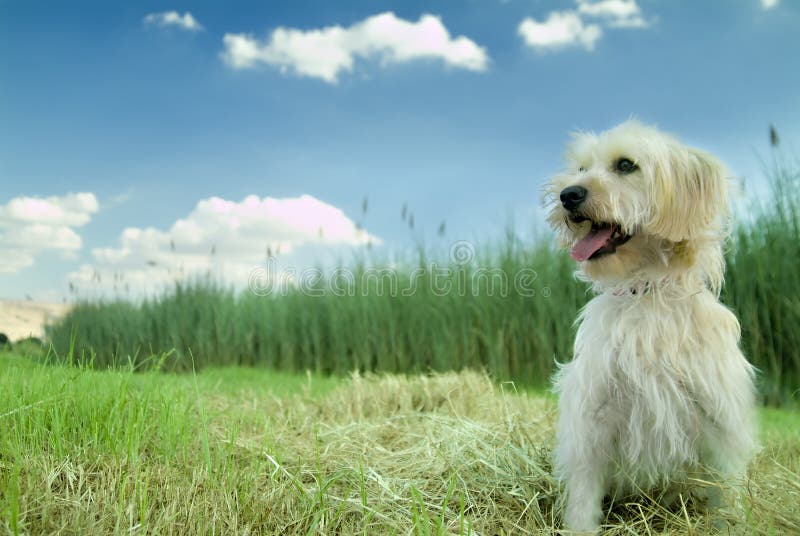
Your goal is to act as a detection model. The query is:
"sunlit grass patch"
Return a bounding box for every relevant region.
[1,357,798,534]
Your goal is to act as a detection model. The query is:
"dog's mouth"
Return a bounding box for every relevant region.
[569,215,632,261]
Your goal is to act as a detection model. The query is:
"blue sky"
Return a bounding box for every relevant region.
[1,0,798,301]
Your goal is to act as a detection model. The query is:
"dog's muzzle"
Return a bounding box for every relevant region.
[560,186,587,212]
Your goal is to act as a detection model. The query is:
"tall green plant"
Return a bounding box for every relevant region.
[47,157,800,405]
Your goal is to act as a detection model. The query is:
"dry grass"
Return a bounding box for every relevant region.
[1,359,798,534]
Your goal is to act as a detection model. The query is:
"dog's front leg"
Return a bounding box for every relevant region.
[556,392,612,532]
[564,467,604,532]
[563,461,606,533]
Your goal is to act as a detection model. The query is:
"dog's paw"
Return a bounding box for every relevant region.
[563,506,603,534]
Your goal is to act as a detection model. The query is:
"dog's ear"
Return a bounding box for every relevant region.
[648,146,729,242]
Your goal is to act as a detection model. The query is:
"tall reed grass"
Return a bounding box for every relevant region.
[46,157,800,405]
[722,155,800,404]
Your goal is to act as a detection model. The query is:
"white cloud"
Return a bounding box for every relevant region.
[518,1,651,52]
[576,0,650,28]
[143,11,204,32]
[518,11,602,51]
[221,12,489,83]
[0,249,36,274]
[1,224,82,250]
[70,194,379,294]
[0,192,98,227]
[761,0,780,9]
[0,193,98,274]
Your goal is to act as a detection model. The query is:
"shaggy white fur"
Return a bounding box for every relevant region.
[545,121,757,532]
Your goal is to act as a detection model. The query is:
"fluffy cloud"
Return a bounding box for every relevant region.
[221,12,489,83]
[761,0,780,9]
[576,0,649,28]
[518,11,602,51]
[519,1,649,52]
[143,11,204,32]
[1,192,97,227]
[70,194,379,294]
[0,193,98,274]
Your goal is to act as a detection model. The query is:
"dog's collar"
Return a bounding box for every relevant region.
[612,281,652,297]
[611,276,677,296]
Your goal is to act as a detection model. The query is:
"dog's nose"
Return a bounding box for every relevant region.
[560,186,588,212]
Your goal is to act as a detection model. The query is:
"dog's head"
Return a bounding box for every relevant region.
[545,120,730,291]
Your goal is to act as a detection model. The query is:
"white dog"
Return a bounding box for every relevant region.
[545,121,757,532]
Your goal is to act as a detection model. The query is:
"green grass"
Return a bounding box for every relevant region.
[39,153,799,405]
[723,155,800,404]
[47,239,585,385]
[1,351,798,534]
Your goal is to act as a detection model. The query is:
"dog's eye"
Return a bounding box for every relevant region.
[615,158,638,174]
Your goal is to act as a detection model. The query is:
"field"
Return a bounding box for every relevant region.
[1,351,799,535]
[3,157,798,534]
[46,157,800,405]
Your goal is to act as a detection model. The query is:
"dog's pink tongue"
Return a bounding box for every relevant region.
[571,226,614,261]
